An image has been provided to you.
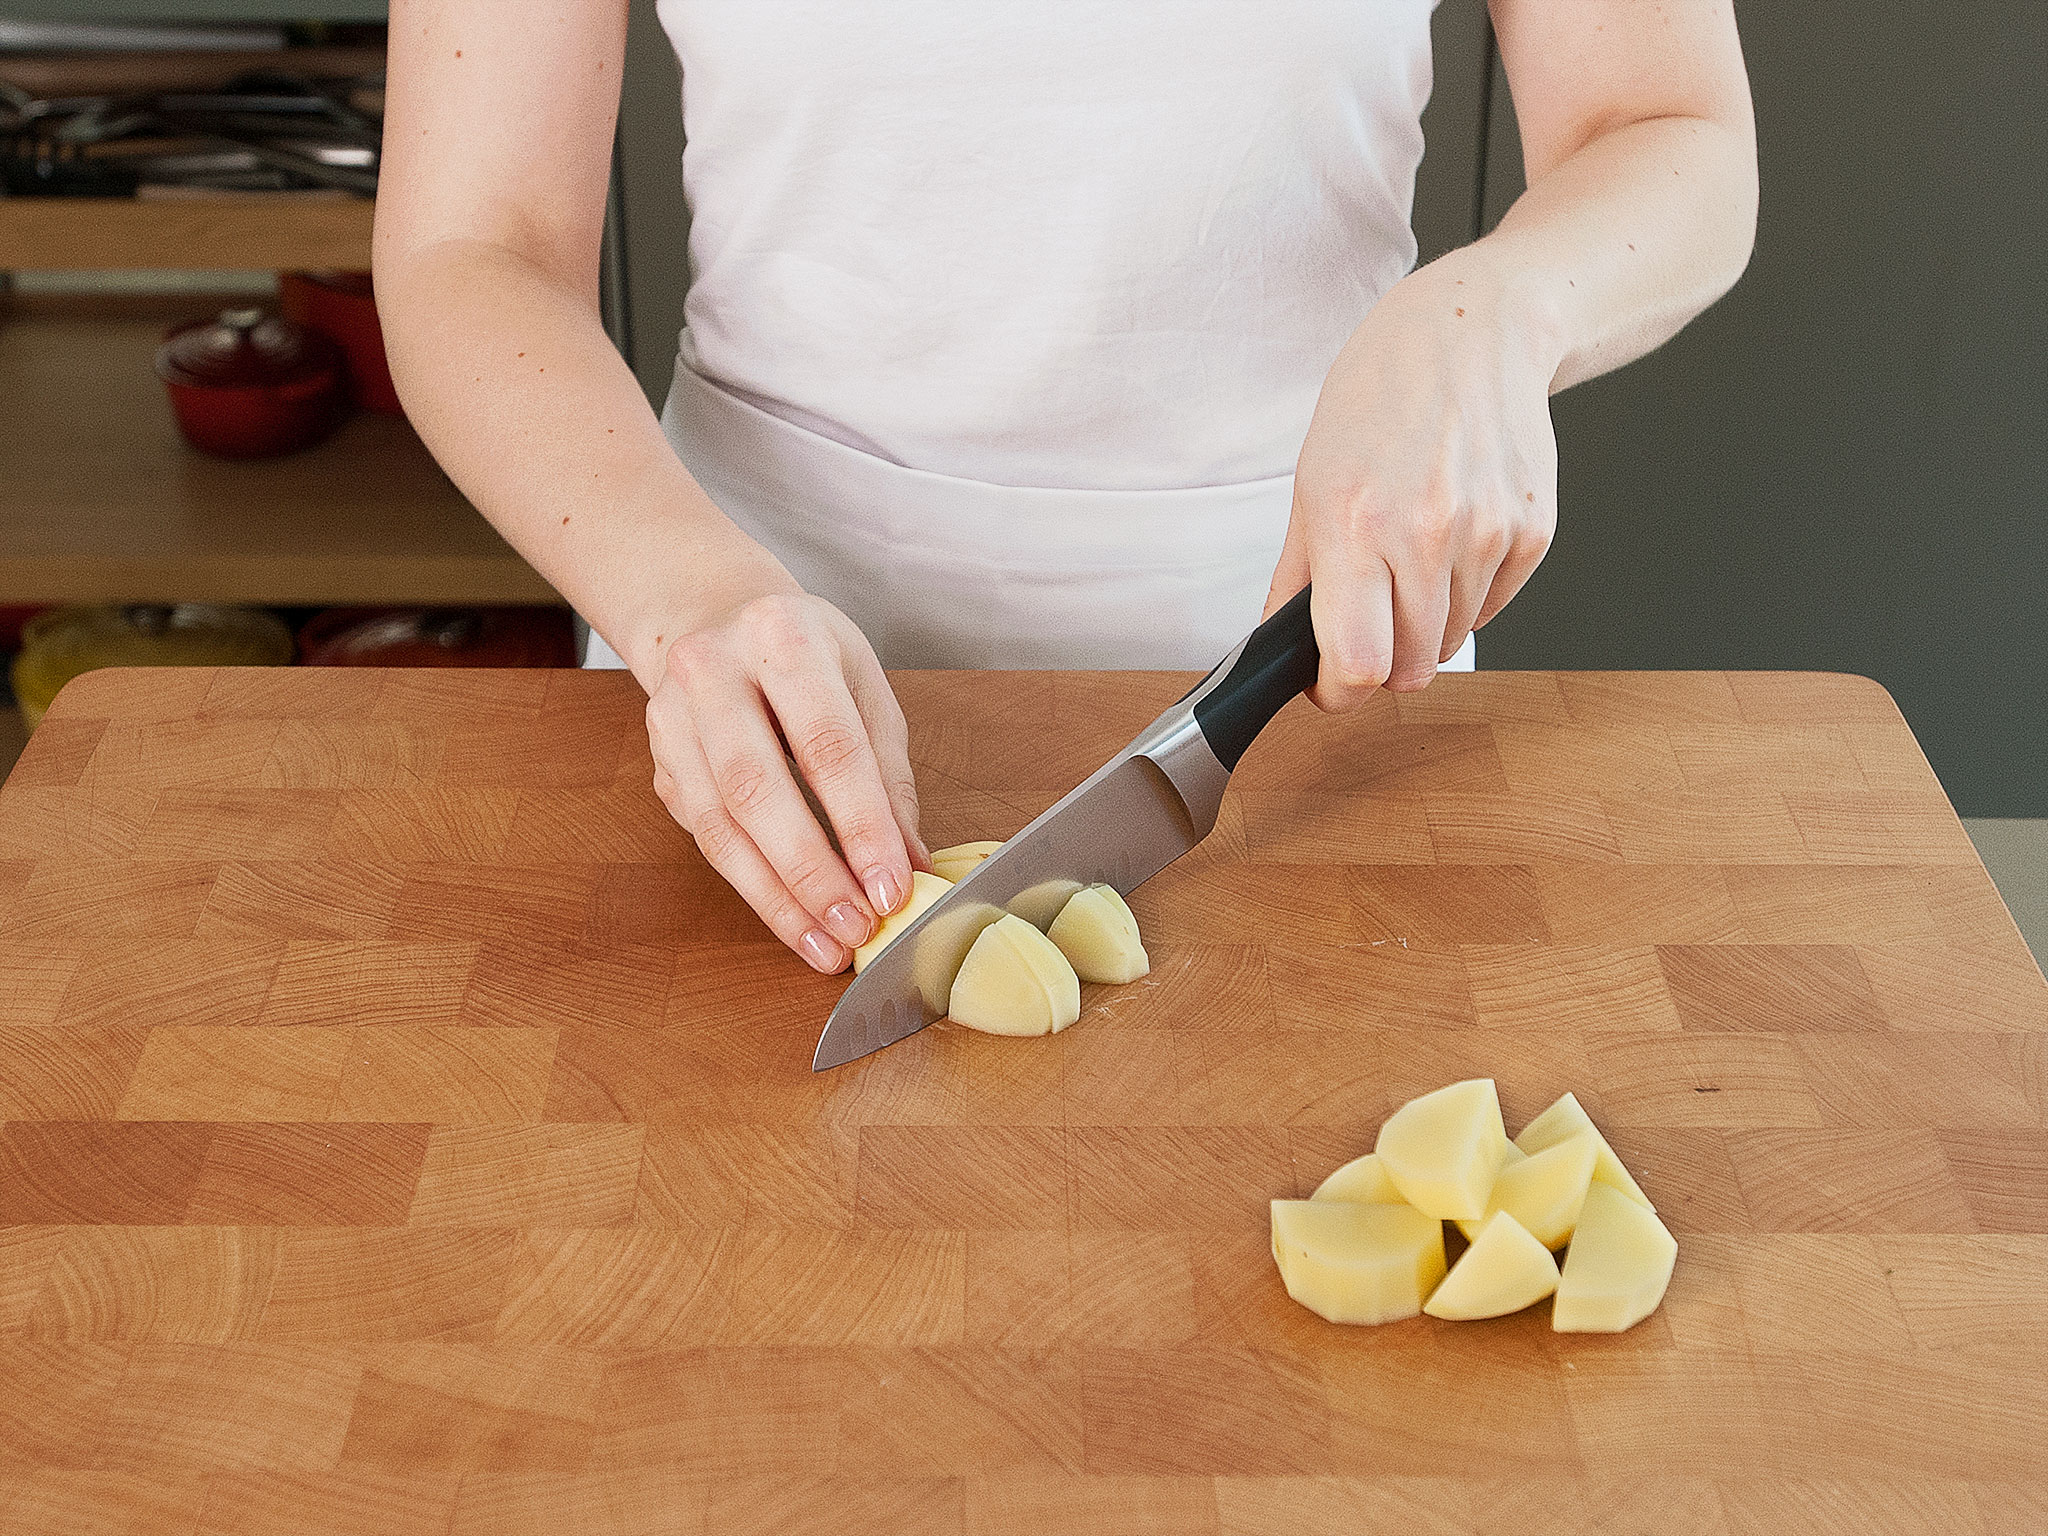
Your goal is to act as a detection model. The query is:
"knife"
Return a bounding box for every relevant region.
[813,582,1322,1070]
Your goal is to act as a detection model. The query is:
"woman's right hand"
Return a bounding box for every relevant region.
[645,591,929,973]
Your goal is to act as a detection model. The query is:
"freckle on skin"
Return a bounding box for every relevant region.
[562,516,570,525]
[1455,307,1465,317]
[1527,492,1535,502]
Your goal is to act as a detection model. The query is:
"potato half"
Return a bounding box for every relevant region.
[851,871,953,974]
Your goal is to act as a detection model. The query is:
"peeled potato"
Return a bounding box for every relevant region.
[1374,1078,1507,1221]
[1046,883,1150,984]
[1424,1210,1561,1320]
[1311,1151,1403,1205]
[851,871,953,974]
[1552,1183,1678,1333]
[947,913,1081,1036]
[1455,1133,1599,1249]
[1270,1199,1447,1325]
[930,840,1002,883]
[1515,1091,1654,1210]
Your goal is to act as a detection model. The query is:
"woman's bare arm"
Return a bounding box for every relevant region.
[1482,0,1759,391]
[1272,0,1757,699]
[378,0,924,971]
[377,0,760,680]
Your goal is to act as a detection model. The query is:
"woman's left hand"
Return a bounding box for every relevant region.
[1268,258,1563,709]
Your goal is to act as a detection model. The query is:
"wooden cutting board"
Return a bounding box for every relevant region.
[1,666,2043,1534]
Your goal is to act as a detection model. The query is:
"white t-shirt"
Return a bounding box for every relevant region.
[657,0,1437,492]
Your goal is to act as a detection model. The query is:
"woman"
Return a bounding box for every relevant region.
[376,0,1756,974]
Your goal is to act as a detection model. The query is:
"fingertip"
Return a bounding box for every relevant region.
[862,864,908,916]
[797,928,850,974]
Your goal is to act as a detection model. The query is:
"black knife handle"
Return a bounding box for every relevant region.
[1191,583,1321,771]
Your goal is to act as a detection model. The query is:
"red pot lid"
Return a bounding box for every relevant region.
[298,607,578,668]
[155,308,342,389]
[294,269,375,298]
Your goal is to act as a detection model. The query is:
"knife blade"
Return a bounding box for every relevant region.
[813,583,1322,1071]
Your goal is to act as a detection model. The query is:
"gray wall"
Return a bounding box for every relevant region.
[613,0,689,403]
[1476,3,2047,816]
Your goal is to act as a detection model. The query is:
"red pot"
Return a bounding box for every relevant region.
[155,308,348,459]
[0,605,49,652]
[297,607,578,668]
[279,269,403,416]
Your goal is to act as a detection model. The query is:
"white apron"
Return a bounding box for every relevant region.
[588,0,1476,674]
[583,359,1478,671]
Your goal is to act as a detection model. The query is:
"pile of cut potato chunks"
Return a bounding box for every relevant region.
[1272,1079,1677,1332]
[856,850,1673,1334]
[853,842,1151,1035]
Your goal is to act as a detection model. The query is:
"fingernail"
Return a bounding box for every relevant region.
[798,929,843,973]
[864,866,904,914]
[825,901,873,946]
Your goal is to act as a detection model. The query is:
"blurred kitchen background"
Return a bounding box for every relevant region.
[0,1,2042,957]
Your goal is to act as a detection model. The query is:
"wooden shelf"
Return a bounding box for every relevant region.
[0,195,375,272]
[0,1,392,27]
[0,295,557,606]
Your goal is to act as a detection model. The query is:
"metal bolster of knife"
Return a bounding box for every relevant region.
[1122,693,1238,846]
[811,584,1321,1070]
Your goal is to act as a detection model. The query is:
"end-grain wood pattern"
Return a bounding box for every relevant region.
[0,667,2043,1534]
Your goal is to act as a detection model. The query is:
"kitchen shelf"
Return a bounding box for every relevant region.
[0,294,556,606]
[0,195,375,273]
[1,1,390,21]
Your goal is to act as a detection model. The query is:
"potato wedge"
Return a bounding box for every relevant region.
[1454,1133,1598,1249]
[1271,1198,1447,1325]
[1515,1091,1653,1210]
[1552,1183,1678,1333]
[1046,882,1150,984]
[1311,1151,1404,1205]
[1424,1210,1561,1321]
[948,913,1081,1036]
[1374,1078,1507,1220]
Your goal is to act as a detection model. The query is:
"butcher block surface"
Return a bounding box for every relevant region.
[0,665,2044,1535]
